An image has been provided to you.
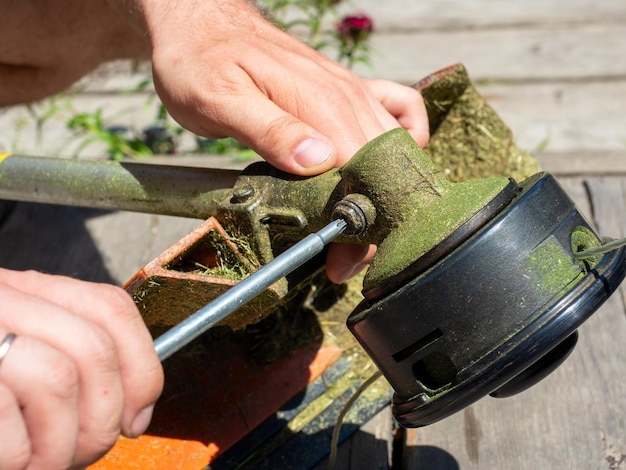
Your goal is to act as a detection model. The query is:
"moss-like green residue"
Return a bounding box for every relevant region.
[571,225,603,266]
[365,175,510,291]
[524,235,585,296]
[340,128,512,291]
[419,64,541,183]
[131,225,275,333]
[131,275,282,334]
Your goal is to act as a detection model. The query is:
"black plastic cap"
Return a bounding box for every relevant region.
[347,173,626,427]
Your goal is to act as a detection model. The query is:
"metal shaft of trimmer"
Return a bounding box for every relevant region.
[154,219,348,361]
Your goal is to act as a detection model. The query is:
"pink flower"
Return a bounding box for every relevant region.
[337,14,374,43]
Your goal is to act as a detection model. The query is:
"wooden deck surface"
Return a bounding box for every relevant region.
[1,0,625,469]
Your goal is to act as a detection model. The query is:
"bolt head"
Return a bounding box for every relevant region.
[231,185,255,203]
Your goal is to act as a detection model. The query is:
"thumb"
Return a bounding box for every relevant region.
[227,96,339,176]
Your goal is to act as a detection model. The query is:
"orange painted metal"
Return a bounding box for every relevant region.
[124,217,242,331]
[90,343,342,469]
[124,216,284,332]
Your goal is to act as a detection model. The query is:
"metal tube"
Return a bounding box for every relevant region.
[154,218,347,361]
[0,155,240,218]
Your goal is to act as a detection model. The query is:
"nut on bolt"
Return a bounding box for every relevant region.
[332,193,376,235]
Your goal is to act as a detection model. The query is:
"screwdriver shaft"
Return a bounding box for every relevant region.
[154,219,347,361]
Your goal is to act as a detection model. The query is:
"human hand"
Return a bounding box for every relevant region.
[0,268,163,469]
[123,0,429,283]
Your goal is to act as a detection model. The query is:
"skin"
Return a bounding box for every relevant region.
[0,269,163,469]
[0,0,428,466]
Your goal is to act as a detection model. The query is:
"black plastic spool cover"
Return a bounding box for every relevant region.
[347,173,626,427]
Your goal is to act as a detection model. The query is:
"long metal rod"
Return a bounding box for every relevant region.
[0,154,240,218]
[154,219,347,361]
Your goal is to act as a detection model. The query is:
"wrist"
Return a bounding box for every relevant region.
[112,0,267,50]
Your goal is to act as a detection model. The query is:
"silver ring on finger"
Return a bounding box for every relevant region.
[0,333,17,367]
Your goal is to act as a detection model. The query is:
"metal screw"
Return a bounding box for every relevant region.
[231,185,255,203]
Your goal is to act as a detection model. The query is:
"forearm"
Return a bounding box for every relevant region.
[111,0,271,60]
[111,0,264,39]
[0,0,149,105]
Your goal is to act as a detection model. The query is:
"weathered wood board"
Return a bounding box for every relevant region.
[339,0,626,30]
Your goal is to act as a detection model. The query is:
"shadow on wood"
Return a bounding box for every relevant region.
[403,444,460,470]
[0,201,117,284]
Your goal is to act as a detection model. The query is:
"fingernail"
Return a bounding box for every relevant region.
[129,405,154,438]
[293,137,333,168]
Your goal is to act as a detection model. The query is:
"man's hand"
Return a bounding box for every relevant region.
[0,0,429,283]
[139,0,428,174]
[0,268,163,469]
[132,0,430,282]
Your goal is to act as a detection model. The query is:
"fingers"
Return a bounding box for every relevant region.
[154,54,373,176]
[365,79,430,148]
[0,332,79,470]
[0,382,31,470]
[0,269,163,467]
[0,269,163,440]
[326,243,377,284]
[144,1,431,282]
[177,63,410,176]
[220,64,402,172]
[223,84,368,174]
[150,7,429,175]
[211,87,340,176]
[0,281,124,466]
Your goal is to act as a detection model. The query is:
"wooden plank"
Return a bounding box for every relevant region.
[350,407,394,469]
[338,0,626,31]
[72,13,626,92]
[4,79,626,167]
[355,23,626,83]
[148,150,626,180]
[585,177,626,239]
[1,1,622,97]
[0,201,200,285]
[16,1,625,94]
[53,2,625,93]
[539,152,626,177]
[313,406,394,470]
[584,176,626,317]
[480,81,626,155]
